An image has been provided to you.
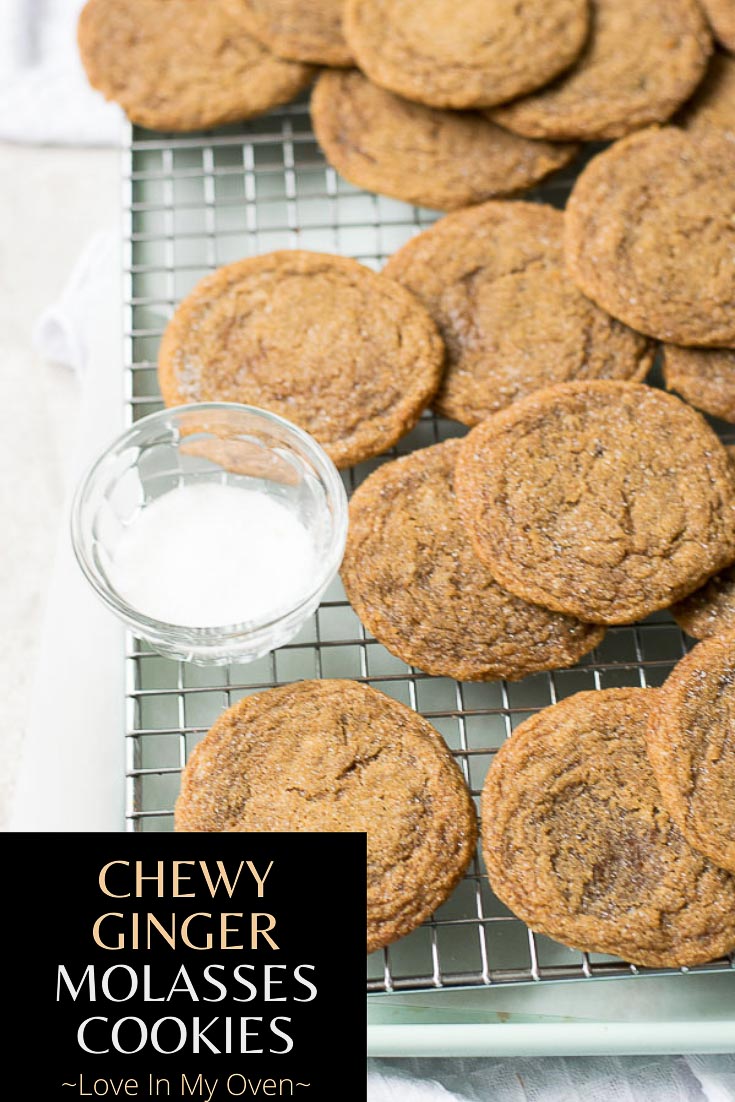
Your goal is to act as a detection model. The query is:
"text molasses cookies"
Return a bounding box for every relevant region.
[341,440,604,681]
[564,127,735,346]
[343,0,590,109]
[311,70,578,212]
[175,680,478,953]
[647,633,735,875]
[482,688,735,967]
[384,202,652,425]
[489,0,711,141]
[77,0,314,131]
[226,0,352,67]
[158,251,444,468]
[455,381,735,624]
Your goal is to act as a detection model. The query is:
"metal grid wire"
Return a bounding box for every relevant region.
[122,96,734,993]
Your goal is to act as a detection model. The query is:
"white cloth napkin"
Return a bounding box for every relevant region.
[367,1055,735,1101]
[0,0,123,145]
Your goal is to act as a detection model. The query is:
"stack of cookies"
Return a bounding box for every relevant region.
[78,1,735,966]
[482,633,735,967]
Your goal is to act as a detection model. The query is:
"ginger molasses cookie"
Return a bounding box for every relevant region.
[78,0,314,132]
[311,71,578,213]
[678,50,735,137]
[226,0,352,67]
[455,381,735,625]
[664,345,735,423]
[489,0,711,142]
[647,633,735,874]
[341,440,604,681]
[383,202,652,425]
[673,566,735,639]
[175,679,478,953]
[671,447,735,640]
[701,0,735,52]
[343,0,590,110]
[158,251,444,469]
[565,127,735,346]
[482,688,735,967]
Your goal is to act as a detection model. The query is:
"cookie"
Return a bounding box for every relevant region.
[671,448,735,640]
[673,566,735,639]
[455,381,735,624]
[678,50,735,137]
[383,202,653,425]
[489,0,711,141]
[647,633,735,874]
[701,0,735,52]
[343,0,590,110]
[482,688,735,967]
[664,344,735,423]
[341,440,604,681]
[311,71,578,213]
[158,250,444,469]
[174,679,478,953]
[226,0,352,66]
[78,0,314,132]
[565,127,735,347]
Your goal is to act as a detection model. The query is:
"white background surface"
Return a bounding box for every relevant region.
[0,141,118,826]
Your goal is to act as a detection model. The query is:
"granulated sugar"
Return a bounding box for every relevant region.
[107,482,317,627]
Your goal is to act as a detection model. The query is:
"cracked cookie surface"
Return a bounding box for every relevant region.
[311,70,578,212]
[564,127,735,346]
[647,633,735,875]
[455,381,735,624]
[158,250,444,468]
[343,0,590,109]
[490,0,711,141]
[482,687,735,966]
[341,440,604,680]
[78,0,314,131]
[383,202,653,424]
[175,679,478,953]
[225,0,352,66]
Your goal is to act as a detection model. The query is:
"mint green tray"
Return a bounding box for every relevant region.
[368,974,735,1055]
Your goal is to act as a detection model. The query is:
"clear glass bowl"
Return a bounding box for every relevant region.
[71,403,348,665]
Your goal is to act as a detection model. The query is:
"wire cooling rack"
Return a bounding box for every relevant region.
[122,96,734,992]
